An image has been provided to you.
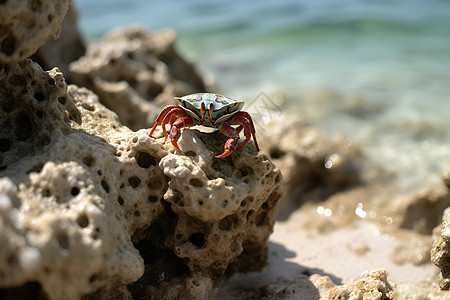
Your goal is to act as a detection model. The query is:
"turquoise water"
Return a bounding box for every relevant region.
[76,0,450,188]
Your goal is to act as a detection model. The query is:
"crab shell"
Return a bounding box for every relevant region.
[176,93,245,128]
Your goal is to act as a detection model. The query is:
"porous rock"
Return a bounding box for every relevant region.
[431,206,450,290]
[0,60,282,299]
[326,269,395,300]
[396,186,450,235]
[69,26,211,131]
[0,0,70,64]
[258,115,360,218]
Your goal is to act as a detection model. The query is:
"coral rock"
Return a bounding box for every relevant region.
[326,269,396,300]
[431,206,450,290]
[0,60,282,299]
[0,0,70,64]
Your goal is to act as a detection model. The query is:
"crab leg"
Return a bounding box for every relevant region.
[215,112,259,158]
[148,105,180,137]
[161,113,177,143]
[169,117,195,151]
[236,111,259,151]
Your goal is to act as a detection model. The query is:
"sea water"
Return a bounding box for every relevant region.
[77,0,450,190]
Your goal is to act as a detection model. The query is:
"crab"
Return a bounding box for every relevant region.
[148,93,260,158]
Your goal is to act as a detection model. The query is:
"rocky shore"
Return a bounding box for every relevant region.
[1,2,450,299]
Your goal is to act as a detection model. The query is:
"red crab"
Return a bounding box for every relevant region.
[148,93,259,158]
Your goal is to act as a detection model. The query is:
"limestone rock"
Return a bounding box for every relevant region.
[431,206,450,290]
[396,186,450,235]
[326,269,395,300]
[0,60,282,299]
[69,26,210,131]
[0,0,70,64]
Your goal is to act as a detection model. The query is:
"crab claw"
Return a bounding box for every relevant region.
[215,138,239,158]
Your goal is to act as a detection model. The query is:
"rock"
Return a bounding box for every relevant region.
[393,280,450,300]
[396,186,450,235]
[326,269,396,300]
[258,115,361,218]
[31,3,86,83]
[431,206,450,290]
[0,60,282,299]
[0,0,70,64]
[69,26,211,131]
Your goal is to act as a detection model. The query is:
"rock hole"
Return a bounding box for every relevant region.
[148,196,158,203]
[118,196,124,206]
[136,152,156,168]
[128,176,141,188]
[89,274,97,284]
[0,138,11,152]
[261,202,269,209]
[1,33,16,56]
[189,233,205,248]
[82,156,94,167]
[134,210,140,217]
[33,93,45,101]
[76,214,89,228]
[246,210,254,219]
[27,163,43,174]
[127,51,135,60]
[185,151,197,157]
[101,179,110,193]
[56,231,69,249]
[92,227,100,240]
[58,97,66,105]
[218,217,232,231]
[48,78,55,85]
[198,200,203,206]
[42,189,51,197]
[36,110,43,118]
[189,178,204,188]
[71,187,80,196]
[82,102,95,111]
[222,200,229,208]
[269,147,286,159]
